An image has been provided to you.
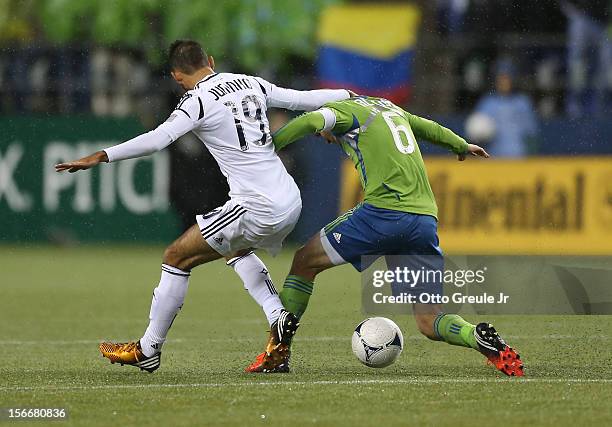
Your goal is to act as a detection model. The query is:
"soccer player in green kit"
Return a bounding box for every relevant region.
[246,96,524,377]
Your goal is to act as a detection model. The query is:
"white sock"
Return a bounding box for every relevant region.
[140,264,190,357]
[228,252,284,326]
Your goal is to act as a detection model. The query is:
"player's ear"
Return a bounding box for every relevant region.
[171,70,182,82]
[208,55,215,70]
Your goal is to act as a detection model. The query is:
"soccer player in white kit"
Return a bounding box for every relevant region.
[55,40,349,372]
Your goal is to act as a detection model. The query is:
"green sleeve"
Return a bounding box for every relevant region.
[328,107,356,134]
[405,112,468,154]
[273,111,326,151]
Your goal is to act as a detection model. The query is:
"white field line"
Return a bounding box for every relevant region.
[2,378,612,393]
[0,335,609,345]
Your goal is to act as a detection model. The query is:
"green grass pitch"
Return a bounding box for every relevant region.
[1,245,611,426]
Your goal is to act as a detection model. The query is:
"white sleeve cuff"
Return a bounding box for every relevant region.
[319,108,337,132]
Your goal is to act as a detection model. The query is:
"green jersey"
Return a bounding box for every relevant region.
[273,96,468,218]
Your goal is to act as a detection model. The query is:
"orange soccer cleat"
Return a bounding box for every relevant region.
[487,345,524,377]
[245,334,291,373]
[99,341,161,373]
[474,323,524,377]
[245,310,299,373]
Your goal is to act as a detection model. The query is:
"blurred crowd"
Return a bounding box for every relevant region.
[436,0,611,119]
[0,47,166,122]
[1,0,611,168]
[0,0,333,120]
[0,1,610,122]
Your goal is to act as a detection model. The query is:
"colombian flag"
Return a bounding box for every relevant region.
[317,4,421,104]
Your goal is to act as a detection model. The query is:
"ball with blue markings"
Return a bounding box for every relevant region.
[351,317,404,368]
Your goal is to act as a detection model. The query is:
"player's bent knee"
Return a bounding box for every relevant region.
[290,245,308,266]
[289,246,320,280]
[163,244,184,268]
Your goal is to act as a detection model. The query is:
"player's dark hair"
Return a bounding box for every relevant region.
[168,40,208,74]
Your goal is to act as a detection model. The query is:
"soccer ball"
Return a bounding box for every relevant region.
[465,112,496,143]
[351,317,404,368]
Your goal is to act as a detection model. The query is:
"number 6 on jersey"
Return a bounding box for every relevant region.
[382,110,416,154]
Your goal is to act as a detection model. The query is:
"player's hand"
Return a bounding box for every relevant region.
[55,151,109,173]
[457,144,490,161]
[319,130,338,144]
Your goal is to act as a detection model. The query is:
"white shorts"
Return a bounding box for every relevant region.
[196,199,302,256]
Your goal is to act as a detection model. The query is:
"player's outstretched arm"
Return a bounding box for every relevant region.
[54,127,174,173]
[457,143,490,161]
[255,77,350,111]
[273,112,327,151]
[55,94,203,173]
[273,106,354,151]
[405,112,489,160]
[55,150,109,173]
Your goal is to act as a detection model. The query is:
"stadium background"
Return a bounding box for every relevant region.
[2,0,610,253]
[1,2,612,426]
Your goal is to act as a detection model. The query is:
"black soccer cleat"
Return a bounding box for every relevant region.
[274,309,300,346]
[245,309,299,373]
[474,322,524,377]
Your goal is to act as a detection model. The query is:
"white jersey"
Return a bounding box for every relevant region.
[105,72,349,217]
[161,72,297,216]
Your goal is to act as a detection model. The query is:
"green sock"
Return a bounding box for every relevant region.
[433,313,478,350]
[280,275,313,320]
